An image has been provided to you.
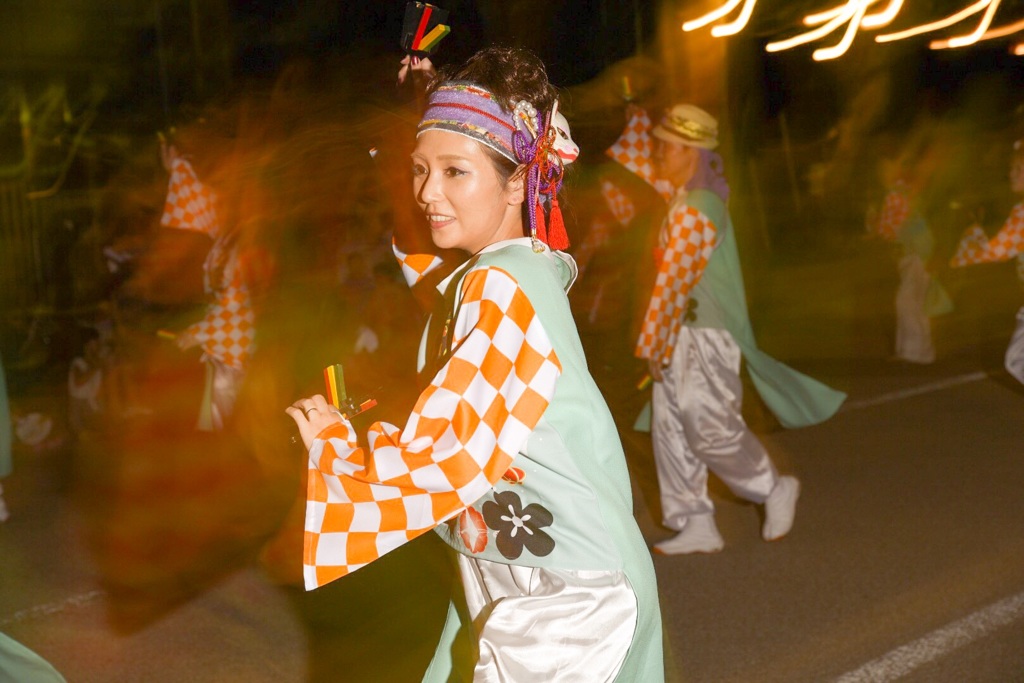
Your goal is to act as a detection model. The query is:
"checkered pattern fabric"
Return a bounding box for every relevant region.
[304,266,562,589]
[635,204,718,364]
[606,109,675,202]
[393,240,444,287]
[185,271,256,369]
[576,180,635,274]
[161,158,220,237]
[602,180,635,227]
[575,214,611,275]
[950,202,1024,268]
[870,185,910,242]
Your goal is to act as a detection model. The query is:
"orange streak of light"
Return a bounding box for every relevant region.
[682,0,743,32]
[813,0,875,60]
[876,0,990,43]
[711,0,759,36]
[929,0,1006,48]
[766,5,855,52]
[861,0,904,28]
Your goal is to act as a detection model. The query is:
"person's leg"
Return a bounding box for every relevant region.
[651,333,714,530]
[679,328,778,504]
[1004,306,1024,384]
[210,361,245,430]
[894,254,935,364]
[679,328,800,541]
[651,329,724,554]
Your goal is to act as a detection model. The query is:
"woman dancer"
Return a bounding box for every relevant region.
[287,47,663,681]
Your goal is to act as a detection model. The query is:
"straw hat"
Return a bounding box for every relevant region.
[652,104,719,150]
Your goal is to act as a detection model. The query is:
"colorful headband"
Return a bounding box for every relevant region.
[418,82,517,162]
[418,82,574,251]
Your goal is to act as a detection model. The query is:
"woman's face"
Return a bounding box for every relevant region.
[412,130,524,254]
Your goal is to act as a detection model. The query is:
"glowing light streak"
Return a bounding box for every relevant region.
[766,2,857,53]
[813,0,875,59]
[711,0,759,36]
[681,0,1024,60]
[804,3,854,26]
[876,0,990,43]
[861,0,904,28]
[682,0,744,32]
[973,16,1024,40]
[929,0,1002,48]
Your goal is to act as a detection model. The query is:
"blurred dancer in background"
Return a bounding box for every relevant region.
[866,148,950,364]
[950,138,1024,384]
[609,103,846,555]
[160,141,257,431]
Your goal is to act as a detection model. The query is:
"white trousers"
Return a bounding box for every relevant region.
[651,327,778,530]
[894,254,935,364]
[1005,306,1024,384]
[457,554,637,682]
[197,359,244,432]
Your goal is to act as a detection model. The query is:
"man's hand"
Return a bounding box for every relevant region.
[648,358,665,384]
[175,329,200,351]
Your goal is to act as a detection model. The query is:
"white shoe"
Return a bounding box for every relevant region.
[763,476,800,541]
[653,515,724,555]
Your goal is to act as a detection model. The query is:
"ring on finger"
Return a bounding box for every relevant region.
[303,407,319,418]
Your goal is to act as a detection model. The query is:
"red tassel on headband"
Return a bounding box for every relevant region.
[546,196,568,251]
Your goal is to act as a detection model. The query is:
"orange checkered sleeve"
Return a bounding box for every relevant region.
[303,266,562,589]
[161,158,220,237]
[185,272,256,369]
[950,202,1024,267]
[606,109,675,202]
[870,186,910,242]
[393,240,444,288]
[576,180,634,273]
[602,179,635,228]
[635,205,718,364]
[575,213,611,275]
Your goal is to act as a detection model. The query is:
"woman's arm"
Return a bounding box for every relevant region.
[179,279,256,367]
[161,157,220,237]
[294,265,562,589]
[951,203,1024,267]
[605,107,675,202]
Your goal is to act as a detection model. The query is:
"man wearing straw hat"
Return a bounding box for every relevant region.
[609,103,845,554]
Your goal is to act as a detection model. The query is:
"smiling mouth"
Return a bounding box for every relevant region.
[426,214,455,229]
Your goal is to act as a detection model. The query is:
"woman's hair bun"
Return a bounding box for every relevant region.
[429,46,557,114]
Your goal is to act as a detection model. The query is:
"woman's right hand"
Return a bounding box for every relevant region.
[397,55,435,86]
[160,140,179,172]
[285,394,345,451]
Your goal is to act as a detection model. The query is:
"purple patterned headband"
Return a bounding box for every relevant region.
[417,81,518,162]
